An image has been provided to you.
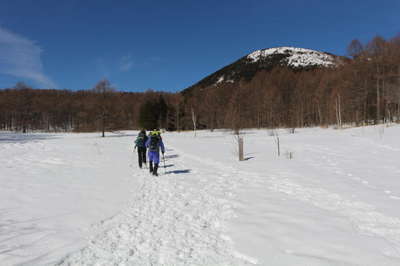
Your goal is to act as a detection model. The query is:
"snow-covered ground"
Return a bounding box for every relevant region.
[0,132,140,265]
[2,125,400,265]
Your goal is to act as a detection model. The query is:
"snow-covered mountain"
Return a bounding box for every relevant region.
[246,47,336,68]
[182,46,341,95]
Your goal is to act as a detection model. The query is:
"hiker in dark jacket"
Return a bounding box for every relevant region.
[145,130,165,176]
[134,130,148,168]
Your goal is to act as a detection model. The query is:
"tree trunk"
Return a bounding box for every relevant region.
[317,102,322,125]
[175,103,180,132]
[376,66,380,124]
[191,107,197,137]
[102,113,105,137]
[336,94,342,128]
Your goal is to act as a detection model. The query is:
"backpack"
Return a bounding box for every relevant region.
[149,135,160,152]
[135,133,146,147]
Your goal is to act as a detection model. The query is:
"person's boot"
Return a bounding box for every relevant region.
[153,163,159,176]
[149,161,153,174]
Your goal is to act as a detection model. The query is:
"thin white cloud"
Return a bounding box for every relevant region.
[119,55,134,72]
[0,26,57,88]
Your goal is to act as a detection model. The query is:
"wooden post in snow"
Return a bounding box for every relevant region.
[238,137,244,161]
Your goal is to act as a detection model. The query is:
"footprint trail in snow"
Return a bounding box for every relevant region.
[58,148,256,266]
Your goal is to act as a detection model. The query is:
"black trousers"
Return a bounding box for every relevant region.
[137,147,147,168]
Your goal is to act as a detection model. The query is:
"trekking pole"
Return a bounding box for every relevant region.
[162,153,166,174]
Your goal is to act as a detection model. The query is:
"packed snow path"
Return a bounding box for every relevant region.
[58,146,256,265]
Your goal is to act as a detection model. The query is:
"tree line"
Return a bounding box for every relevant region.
[185,34,400,131]
[0,80,181,134]
[1,34,399,134]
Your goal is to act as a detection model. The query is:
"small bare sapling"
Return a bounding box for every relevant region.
[271,130,280,157]
[284,150,294,159]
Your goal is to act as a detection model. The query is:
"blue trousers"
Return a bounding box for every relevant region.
[148,151,160,164]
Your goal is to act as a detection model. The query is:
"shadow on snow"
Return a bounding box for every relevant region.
[164,154,179,159]
[166,169,191,175]
[0,132,57,144]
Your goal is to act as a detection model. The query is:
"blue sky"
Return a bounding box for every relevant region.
[0,0,399,92]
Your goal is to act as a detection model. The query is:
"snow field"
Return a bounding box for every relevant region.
[2,125,400,265]
[0,133,139,265]
[167,126,400,265]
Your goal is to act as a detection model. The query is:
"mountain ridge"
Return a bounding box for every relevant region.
[182,46,342,95]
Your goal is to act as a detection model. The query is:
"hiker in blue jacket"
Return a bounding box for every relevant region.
[134,130,148,168]
[145,130,165,176]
